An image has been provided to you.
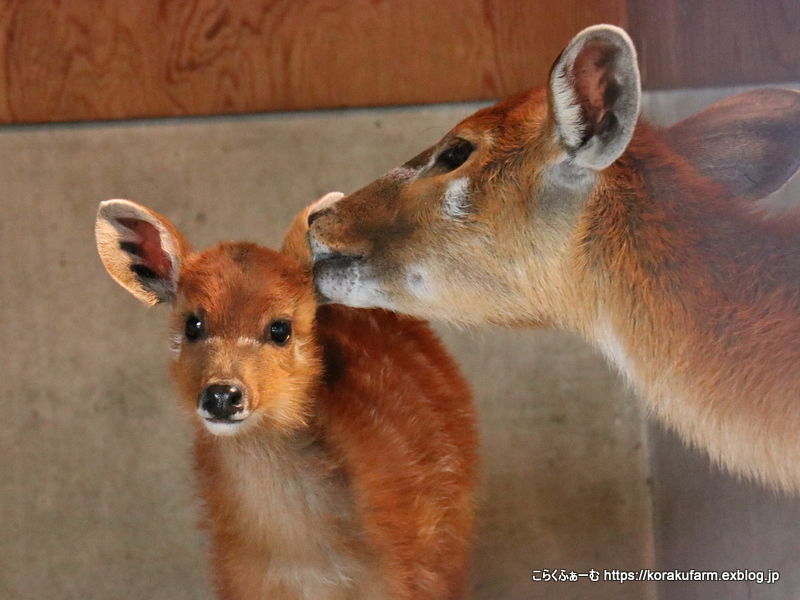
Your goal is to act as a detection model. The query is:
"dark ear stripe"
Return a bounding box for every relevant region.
[119,241,142,257]
[127,264,175,304]
[130,263,160,280]
[597,82,622,133]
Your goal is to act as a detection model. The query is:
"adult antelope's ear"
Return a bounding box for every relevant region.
[95,199,191,306]
[663,88,800,200]
[549,24,641,170]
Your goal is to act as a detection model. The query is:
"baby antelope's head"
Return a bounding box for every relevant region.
[96,200,320,437]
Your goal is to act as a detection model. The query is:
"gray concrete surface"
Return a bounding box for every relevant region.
[0,104,655,599]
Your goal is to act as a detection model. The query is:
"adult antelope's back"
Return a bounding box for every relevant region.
[95,199,478,600]
[307,25,800,492]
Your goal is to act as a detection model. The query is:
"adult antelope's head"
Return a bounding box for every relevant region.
[96,200,320,436]
[307,24,800,326]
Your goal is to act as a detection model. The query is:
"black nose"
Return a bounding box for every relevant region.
[307,207,331,227]
[200,384,244,420]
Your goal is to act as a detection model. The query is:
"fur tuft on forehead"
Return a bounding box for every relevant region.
[177,242,315,332]
[183,243,309,288]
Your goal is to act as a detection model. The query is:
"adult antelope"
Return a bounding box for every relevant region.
[307,25,800,492]
[96,199,478,600]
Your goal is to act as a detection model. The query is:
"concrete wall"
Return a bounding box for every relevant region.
[0,104,655,599]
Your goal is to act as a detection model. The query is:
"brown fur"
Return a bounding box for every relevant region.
[96,200,478,599]
[307,26,800,492]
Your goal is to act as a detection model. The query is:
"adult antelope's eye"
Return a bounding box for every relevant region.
[436,139,474,172]
[269,320,292,345]
[184,315,204,342]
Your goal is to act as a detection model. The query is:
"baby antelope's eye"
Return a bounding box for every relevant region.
[269,320,292,345]
[436,139,474,172]
[184,315,204,342]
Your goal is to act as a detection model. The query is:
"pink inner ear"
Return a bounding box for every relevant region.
[572,41,613,126]
[118,218,173,278]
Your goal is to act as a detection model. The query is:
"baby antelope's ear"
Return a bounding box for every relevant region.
[95,199,191,306]
[281,192,344,266]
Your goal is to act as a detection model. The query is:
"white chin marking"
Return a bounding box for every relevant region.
[202,419,245,436]
[316,261,394,310]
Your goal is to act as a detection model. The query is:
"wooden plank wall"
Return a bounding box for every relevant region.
[627,0,800,89]
[0,0,797,124]
[0,0,623,124]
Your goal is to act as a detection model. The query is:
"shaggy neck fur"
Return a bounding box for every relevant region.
[574,122,800,491]
[193,405,389,600]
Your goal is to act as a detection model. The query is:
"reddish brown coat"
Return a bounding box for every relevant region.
[306,25,800,492]
[96,200,478,599]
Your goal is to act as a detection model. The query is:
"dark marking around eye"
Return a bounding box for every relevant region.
[436,139,474,172]
[404,147,437,170]
[131,264,159,280]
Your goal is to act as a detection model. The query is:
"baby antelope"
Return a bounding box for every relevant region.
[95,199,478,600]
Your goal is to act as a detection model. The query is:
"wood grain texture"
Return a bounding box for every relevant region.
[628,0,800,89]
[0,0,624,124]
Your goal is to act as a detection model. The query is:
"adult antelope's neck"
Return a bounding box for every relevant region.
[574,123,800,489]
